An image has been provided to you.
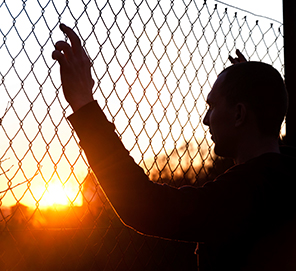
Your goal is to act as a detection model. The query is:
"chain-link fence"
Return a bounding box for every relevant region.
[0,0,284,270]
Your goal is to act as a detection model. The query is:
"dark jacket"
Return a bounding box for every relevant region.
[69,100,296,270]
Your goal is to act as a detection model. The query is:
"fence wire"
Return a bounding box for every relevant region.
[0,0,284,270]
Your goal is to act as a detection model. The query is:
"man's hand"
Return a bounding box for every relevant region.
[52,24,94,112]
[229,49,247,64]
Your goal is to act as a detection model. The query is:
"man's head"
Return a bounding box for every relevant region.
[203,61,288,158]
[219,62,288,137]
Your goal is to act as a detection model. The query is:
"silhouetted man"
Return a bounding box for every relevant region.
[52,24,296,271]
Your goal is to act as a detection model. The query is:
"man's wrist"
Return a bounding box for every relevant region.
[70,97,95,112]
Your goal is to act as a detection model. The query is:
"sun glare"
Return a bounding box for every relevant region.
[38,179,83,209]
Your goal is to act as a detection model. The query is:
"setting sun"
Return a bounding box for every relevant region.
[37,179,83,209]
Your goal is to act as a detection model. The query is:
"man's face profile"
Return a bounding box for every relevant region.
[203,72,237,158]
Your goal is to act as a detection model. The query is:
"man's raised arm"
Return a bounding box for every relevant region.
[51,24,216,241]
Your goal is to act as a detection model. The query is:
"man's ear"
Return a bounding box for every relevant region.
[234,103,247,127]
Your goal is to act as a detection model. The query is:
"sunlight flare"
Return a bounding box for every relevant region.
[38,179,83,209]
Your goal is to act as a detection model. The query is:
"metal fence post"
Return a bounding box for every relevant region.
[283,0,296,147]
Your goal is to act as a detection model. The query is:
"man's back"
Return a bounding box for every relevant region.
[197,148,296,270]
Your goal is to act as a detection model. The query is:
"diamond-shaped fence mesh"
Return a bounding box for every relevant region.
[0,0,283,270]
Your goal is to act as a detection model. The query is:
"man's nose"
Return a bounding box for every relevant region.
[203,110,209,126]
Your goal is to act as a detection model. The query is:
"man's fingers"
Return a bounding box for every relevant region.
[228,55,235,64]
[58,24,91,68]
[236,49,247,62]
[229,49,247,64]
[228,55,240,64]
[59,24,82,56]
[52,49,68,67]
[54,41,74,60]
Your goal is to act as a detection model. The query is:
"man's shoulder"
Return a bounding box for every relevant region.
[280,145,296,158]
[211,149,294,185]
[206,149,295,201]
[229,146,296,172]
